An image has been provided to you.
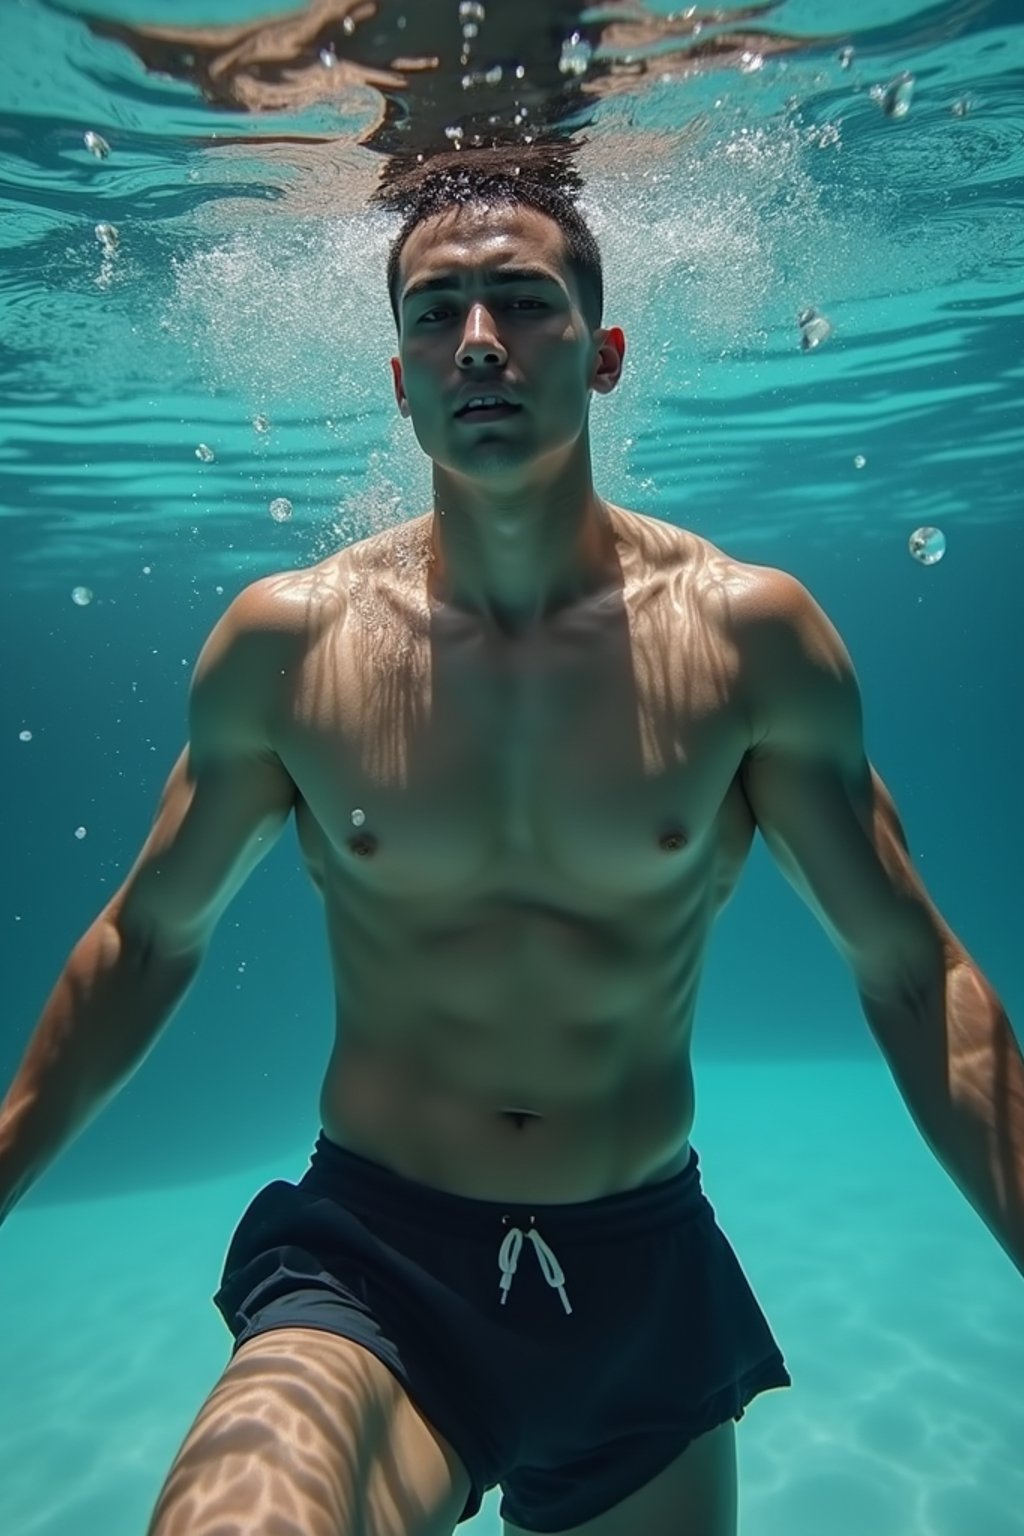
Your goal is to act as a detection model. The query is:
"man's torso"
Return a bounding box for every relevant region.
[264,506,766,1201]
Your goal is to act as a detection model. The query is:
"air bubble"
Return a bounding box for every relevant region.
[854,454,866,469]
[909,526,945,565]
[195,443,215,462]
[319,46,337,68]
[837,46,855,70]
[950,97,972,118]
[71,586,94,606]
[269,497,293,523]
[19,730,32,742]
[874,72,915,120]
[95,223,119,252]
[252,414,270,433]
[83,130,110,159]
[351,808,365,827]
[75,827,87,840]
[798,307,833,350]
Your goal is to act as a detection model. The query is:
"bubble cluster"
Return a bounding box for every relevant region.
[168,214,399,412]
[195,442,215,462]
[559,32,592,78]
[269,497,293,523]
[161,97,915,538]
[93,221,120,290]
[458,1,485,68]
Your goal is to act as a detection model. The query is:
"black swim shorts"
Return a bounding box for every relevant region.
[213,1134,791,1532]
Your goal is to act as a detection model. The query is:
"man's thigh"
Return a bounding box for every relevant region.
[148,1327,471,1536]
[502,1420,737,1536]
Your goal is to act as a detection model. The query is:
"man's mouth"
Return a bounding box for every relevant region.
[455,394,522,420]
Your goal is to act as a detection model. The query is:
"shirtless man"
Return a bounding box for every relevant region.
[2,159,1021,1536]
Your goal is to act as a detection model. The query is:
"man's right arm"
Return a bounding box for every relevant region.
[0,579,299,1226]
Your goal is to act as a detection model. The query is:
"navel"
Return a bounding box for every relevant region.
[347,832,379,858]
[499,1108,542,1130]
[658,827,688,852]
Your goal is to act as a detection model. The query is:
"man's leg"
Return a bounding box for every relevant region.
[148,1327,471,1536]
[502,1420,737,1536]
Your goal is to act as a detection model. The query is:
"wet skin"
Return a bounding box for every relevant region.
[112,204,954,1206]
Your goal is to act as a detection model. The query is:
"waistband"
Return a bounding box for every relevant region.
[300,1132,711,1244]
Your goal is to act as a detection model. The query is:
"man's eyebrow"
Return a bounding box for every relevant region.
[401,267,559,306]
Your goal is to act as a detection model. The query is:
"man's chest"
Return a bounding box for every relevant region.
[280,594,753,902]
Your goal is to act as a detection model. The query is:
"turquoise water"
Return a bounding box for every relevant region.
[2,0,1023,1531]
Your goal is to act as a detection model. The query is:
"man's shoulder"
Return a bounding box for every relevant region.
[217,515,433,646]
[622,510,843,678]
[618,505,787,604]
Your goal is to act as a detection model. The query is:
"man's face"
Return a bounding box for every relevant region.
[391,203,622,481]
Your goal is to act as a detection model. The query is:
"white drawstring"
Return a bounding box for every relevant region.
[498,1218,573,1315]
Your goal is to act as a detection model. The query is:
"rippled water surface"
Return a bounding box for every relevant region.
[3,0,1022,575]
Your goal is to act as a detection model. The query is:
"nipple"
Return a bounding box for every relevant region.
[348,832,379,858]
[658,828,687,852]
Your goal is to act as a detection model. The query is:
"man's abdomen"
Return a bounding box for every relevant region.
[318,1021,696,1202]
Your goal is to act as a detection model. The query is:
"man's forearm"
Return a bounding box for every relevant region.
[864,959,1024,1278]
[0,917,201,1225]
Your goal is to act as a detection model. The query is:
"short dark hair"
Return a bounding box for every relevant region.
[380,147,603,332]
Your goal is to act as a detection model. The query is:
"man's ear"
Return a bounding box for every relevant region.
[591,326,626,396]
[391,356,410,417]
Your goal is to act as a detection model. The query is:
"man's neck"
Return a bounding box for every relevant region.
[427,448,618,635]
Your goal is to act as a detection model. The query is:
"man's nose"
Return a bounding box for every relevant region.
[455,303,507,369]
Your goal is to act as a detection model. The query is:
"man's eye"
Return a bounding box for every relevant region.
[417,298,545,323]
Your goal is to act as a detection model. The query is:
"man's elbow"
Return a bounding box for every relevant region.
[853,903,947,1002]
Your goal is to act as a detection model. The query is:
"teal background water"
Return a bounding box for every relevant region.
[2,1,1022,1531]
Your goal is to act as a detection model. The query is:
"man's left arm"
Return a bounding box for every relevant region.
[736,568,1024,1278]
